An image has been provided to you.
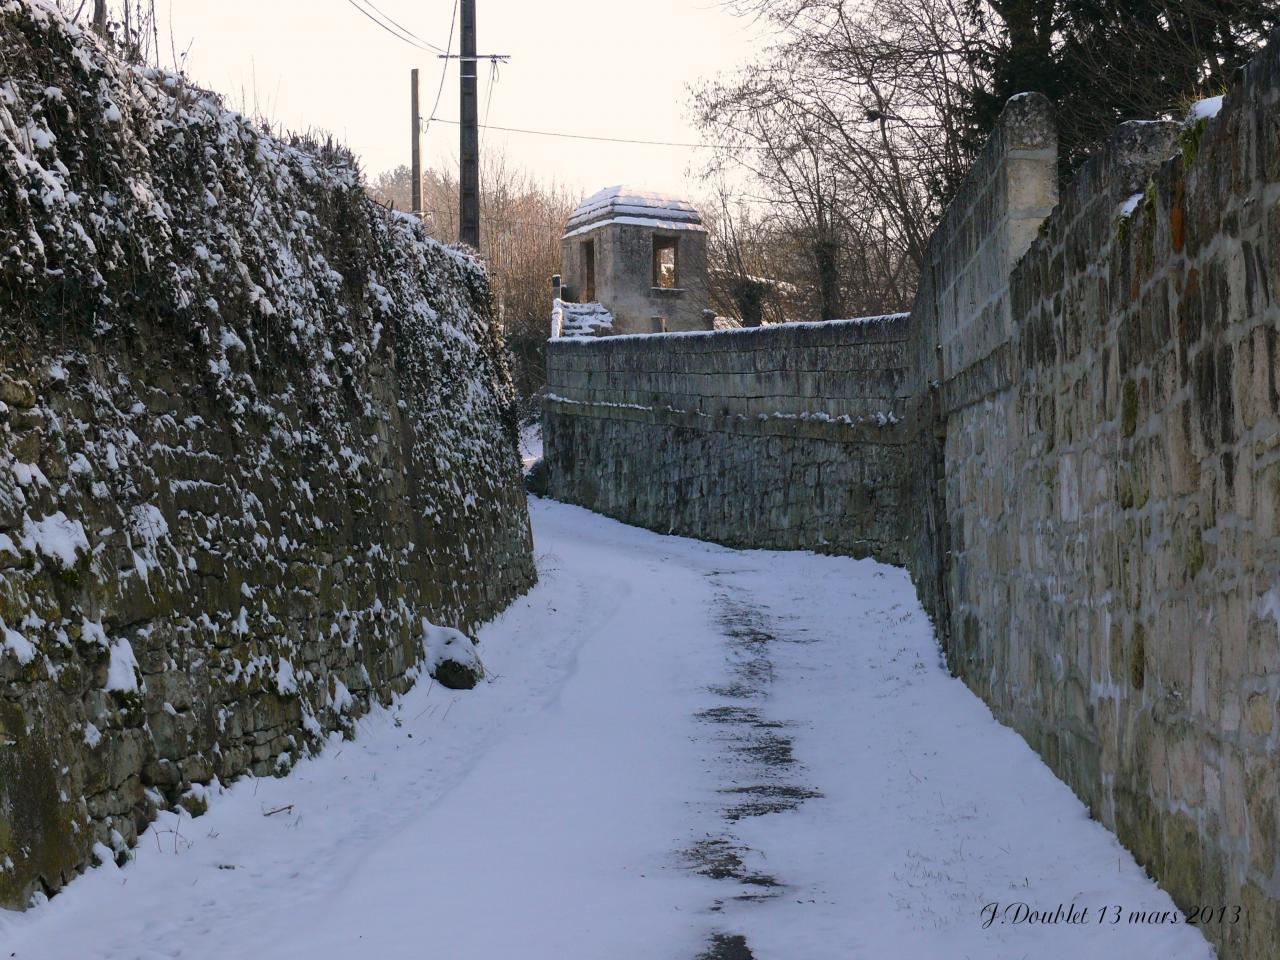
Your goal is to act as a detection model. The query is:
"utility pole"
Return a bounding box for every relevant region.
[438,4,508,250]
[458,0,480,248]
[410,68,422,217]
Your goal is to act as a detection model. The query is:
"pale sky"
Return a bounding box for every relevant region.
[155,0,765,203]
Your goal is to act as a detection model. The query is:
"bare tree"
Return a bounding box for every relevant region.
[702,0,1275,317]
[694,0,985,319]
[702,185,791,325]
[64,1,163,63]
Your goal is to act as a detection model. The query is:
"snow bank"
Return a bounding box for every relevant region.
[0,499,1216,960]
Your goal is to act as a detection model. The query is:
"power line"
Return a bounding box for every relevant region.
[341,0,444,54]
[424,117,768,151]
[482,62,498,133]
[479,58,498,162]
[341,5,787,159]
[359,0,445,52]
[417,206,567,231]
[425,0,459,136]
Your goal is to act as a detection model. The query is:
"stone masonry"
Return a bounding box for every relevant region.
[544,316,911,561]
[0,3,535,909]
[544,40,1280,959]
[933,48,1280,960]
[558,188,712,334]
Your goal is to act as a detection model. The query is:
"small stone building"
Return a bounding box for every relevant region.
[556,186,711,335]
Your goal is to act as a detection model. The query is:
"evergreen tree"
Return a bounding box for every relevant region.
[967,0,1278,170]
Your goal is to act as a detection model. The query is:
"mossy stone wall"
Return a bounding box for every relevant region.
[0,1,534,908]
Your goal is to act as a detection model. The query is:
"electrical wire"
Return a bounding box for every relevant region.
[341,0,444,54]
[416,207,566,231]
[425,0,459,137]
[342,2,759,156]
[478,58,498,164]
[339,3,795,161]
[358,0,445,52]
[424,117,768,151]
[482,62,498,130]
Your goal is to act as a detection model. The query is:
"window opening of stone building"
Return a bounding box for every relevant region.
[652,236,678,289]
[581,240,596,302]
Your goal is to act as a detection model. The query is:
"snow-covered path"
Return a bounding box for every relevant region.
[2,500,1211,960]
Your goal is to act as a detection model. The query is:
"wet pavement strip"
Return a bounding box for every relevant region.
[683,577,825,958]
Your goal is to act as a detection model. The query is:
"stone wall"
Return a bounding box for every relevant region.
[933,44,1280,959]
[543,37,1280,958]
[544,317,911,560]
[902,93,1059,630]
[0,2,534,909]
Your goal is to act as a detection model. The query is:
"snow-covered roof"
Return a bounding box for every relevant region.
[563,185,705,239]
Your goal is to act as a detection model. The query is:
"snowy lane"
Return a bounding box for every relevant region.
[2,500,1211,960]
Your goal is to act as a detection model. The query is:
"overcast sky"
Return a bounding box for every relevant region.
[155,0,765,204]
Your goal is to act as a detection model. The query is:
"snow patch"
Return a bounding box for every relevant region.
[551,299,614,338]
[82,619,109,647]
[104,638,140,693]
[90,843,118,872]
[12,462,49,488]
[1257,587,1280,624]
[1187,95,1224,122]
[274,658,298,695]
[422,619,483,677]
[552,312,908,343]
[331,678,354,714]
[129,503,168,543]
[1,616,36,665]
[562,215,707,240]
[1117,192,1144,219]
[21,511,89,567]
[519,422,544,473]
[564,185,702,236]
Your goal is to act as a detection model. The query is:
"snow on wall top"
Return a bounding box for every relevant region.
[1187,95,1224,122]
[563,185,704,238]
[548,312,909,344]
[551,299,614,338]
